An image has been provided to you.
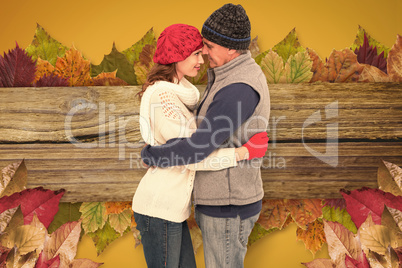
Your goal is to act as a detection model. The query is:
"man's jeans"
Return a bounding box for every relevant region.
[134,212,196,268]
[195,210,260,268]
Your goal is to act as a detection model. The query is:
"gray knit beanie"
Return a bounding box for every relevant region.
[201,3,251,50]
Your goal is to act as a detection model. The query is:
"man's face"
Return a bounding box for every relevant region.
[202,38,233,68]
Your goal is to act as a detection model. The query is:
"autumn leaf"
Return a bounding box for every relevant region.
[326,48,364,82]
[354,33,387,73]
[134,44,155,85]
[92,71,128,86]
[104,201,132,215]
[0,43,36,87]
[323,220,362,267]
[54,47,92,87]
[79,202,107,234]
[381,206,402,248]
[249,36,260,59]
[0,187,65,228]
[91,43,137,85]
[341,187,402,229]
[47,202,82,234]
[322,206,357,234]
[36,252,60,268]
[247,222,276,247]
[34,73,70,87]
[260,50,285,84]
[122,28,156,65]
[359,225,397,255]
[387,34,402,82]
[287,199,323,229]
[69,258,103,268]
[0,245,12,266]
[302,258,335,268]
[87,221,120,255]
[25,24,68,66]
[0,160,27,198]
[359,64,390,82]
[257,199,290,231]
[34,58,55,82]
[0,206,22,234]
[307,48,328,83]
[0,224,46,255]
[281,50,313,83]
[350,25,390,59]
[366,247,401,268]
[5,247,38,268]
[108,209,132,235]
[323,199,347,211]
[344,251,370,268]
[273,28,305,64]
[42,221,82,267]
[296,219,326,256]
[378,160,402,196]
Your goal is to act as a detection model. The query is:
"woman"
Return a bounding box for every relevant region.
[132,24,268,267]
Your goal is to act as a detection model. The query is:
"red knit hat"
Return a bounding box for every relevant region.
[153,24,203,65]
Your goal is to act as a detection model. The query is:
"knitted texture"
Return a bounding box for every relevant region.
[202,3,251,50]
[153,24,203,65]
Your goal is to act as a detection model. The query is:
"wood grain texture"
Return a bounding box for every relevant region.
[0,83,401,201]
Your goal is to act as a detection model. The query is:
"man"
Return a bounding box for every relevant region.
[141,3,270,267]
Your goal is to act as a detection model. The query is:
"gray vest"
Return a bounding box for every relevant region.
[194,51,270,206]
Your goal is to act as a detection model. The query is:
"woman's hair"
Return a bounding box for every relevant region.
[136,63,177,99]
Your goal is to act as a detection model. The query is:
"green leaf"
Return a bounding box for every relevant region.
[90,43,137,85]
[25,24,68,66]
[48,202,82,234]
[322,206,357,234]
[273,28,305,64]
[87,221,120,256]
[282,50,313,83]
[79,202,107,234]
[350,25,390,59]
[247,222,277,247]
[122,28,156,65]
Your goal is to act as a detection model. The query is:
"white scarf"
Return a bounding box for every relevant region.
[139,78,200,145]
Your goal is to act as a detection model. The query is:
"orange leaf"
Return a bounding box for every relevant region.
[308,48,328,82]
[288,199,323,229]
[34,58,55,83]
[54,47,92,86]
[387,34,402,82]
[326,48,364,82]
[104,202,132,215]
[257,199,290,230]
[296,219,326,256]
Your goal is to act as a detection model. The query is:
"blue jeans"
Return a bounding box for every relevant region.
[133,212,196,268]
[195,210,260,268]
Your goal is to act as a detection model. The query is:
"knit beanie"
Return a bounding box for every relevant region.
[202,3,251,50]
[153,24,203,65]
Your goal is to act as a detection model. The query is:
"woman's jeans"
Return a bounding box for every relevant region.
[134,212,196,268]
[195,210,260,268]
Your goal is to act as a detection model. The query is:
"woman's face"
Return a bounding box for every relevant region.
[176,48,204,81]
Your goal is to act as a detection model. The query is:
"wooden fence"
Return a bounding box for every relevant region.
[0,83,401,202]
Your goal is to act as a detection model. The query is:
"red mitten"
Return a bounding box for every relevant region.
[243,132,269,160]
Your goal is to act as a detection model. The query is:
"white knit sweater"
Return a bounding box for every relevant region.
[132,79,237,223]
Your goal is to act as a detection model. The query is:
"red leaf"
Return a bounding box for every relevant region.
[323,198,346,210]
[0,187,65,228]
[0,245,12,266]
[354,34,387,73]
[33,74,69,87]
[341,187,402,229]
[0,42,36,87]
[345,251,370,268]
[35,252,60,268]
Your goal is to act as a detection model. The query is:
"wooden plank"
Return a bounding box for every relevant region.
[0,141,400,201]
[0,83,401,143]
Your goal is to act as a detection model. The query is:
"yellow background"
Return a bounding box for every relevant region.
[0,0,400,267]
